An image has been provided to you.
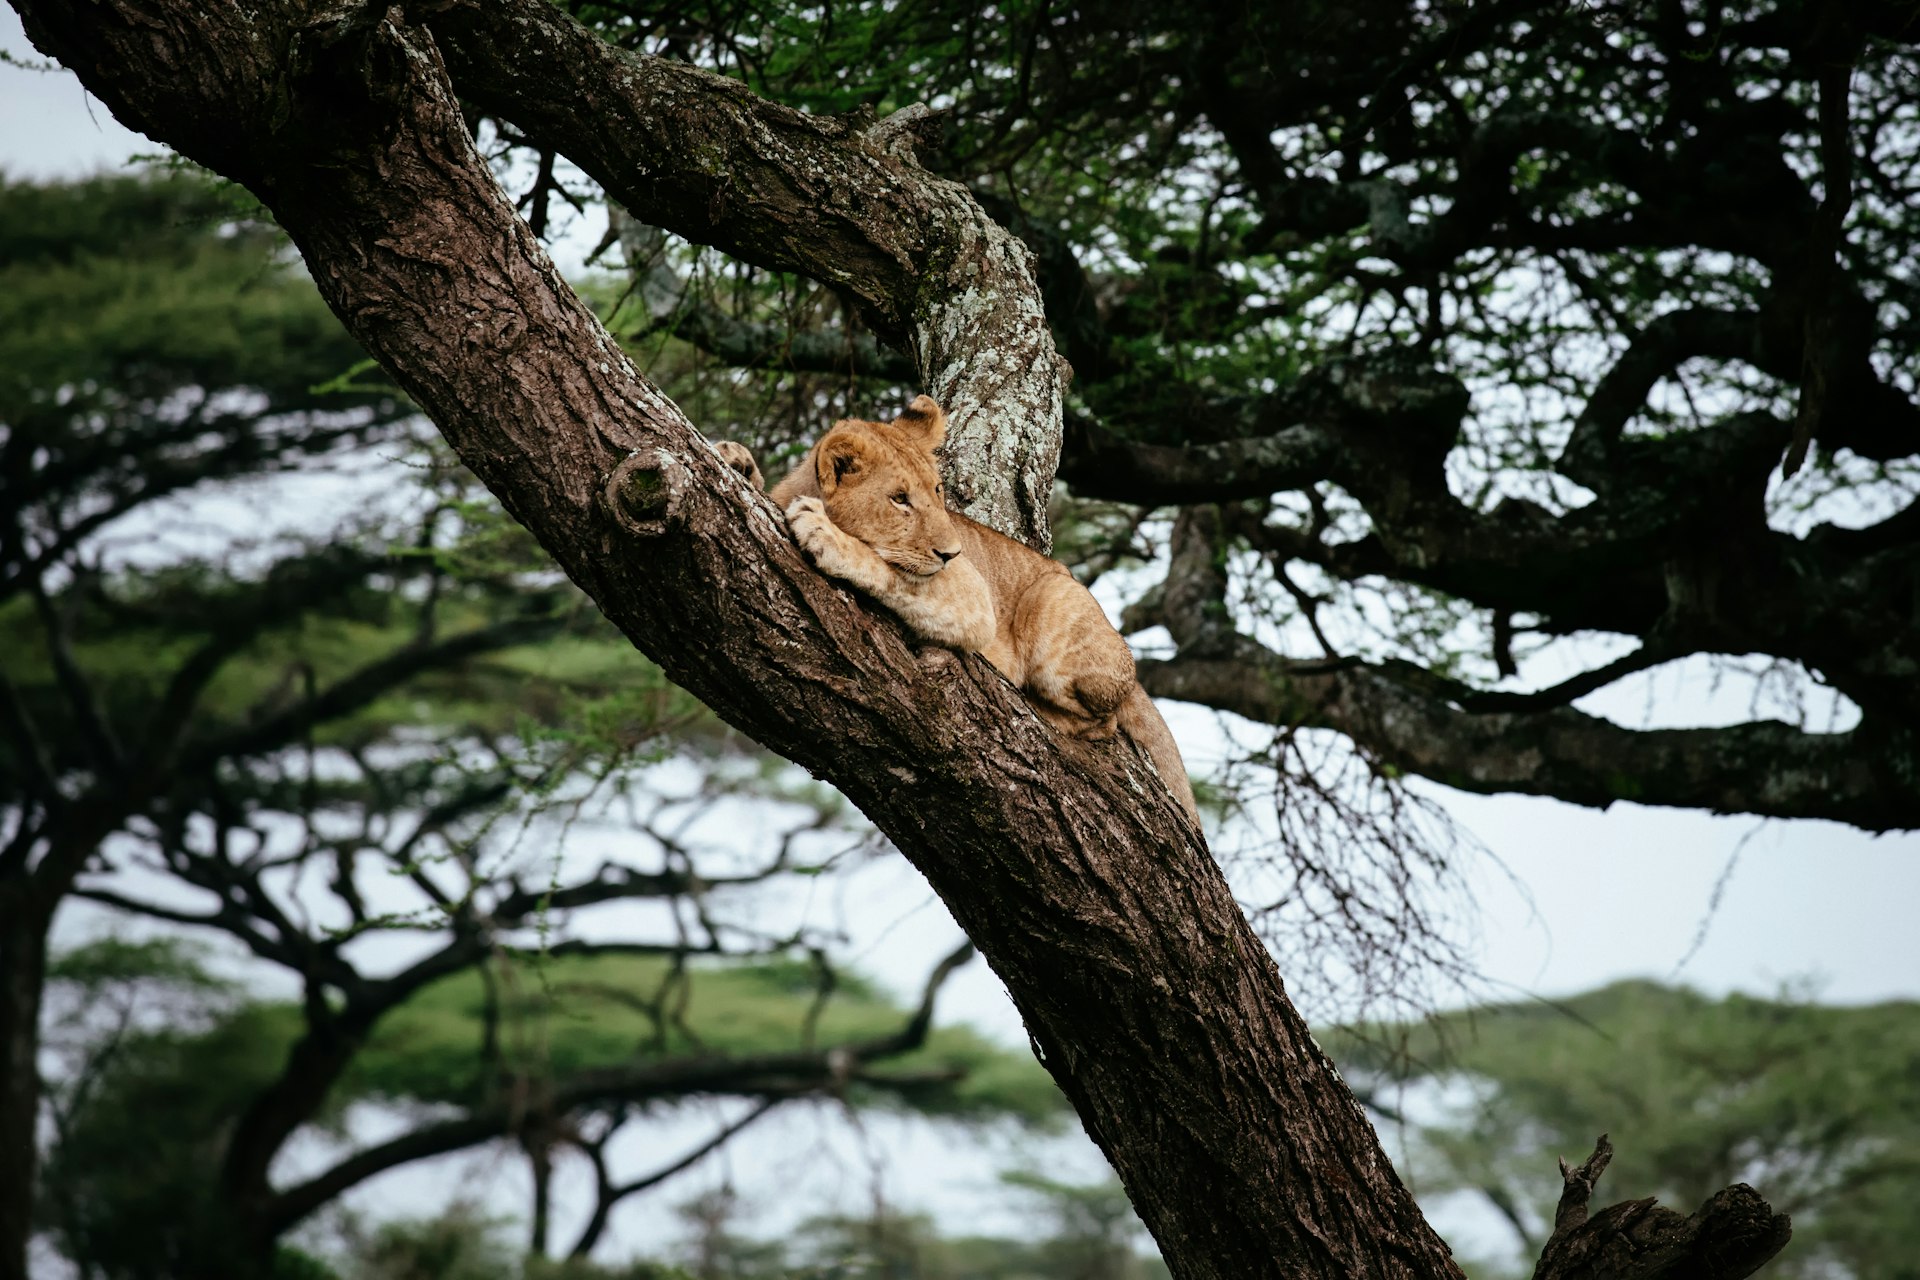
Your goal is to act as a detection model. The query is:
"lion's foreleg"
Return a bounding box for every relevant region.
[786,498,995,656]
[787,496,899,597]
[892,558,997,655]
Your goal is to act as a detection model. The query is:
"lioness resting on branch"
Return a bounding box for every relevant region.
[716,396,1197,822]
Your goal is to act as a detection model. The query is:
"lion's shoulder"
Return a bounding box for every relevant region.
[947,512,1063,594]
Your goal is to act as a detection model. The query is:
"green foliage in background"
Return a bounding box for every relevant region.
[38,938,255,1280]
[0,579,689,759]
[0,171,361,412]
[1329,982,1920,1279]
[345,952,1063,1124]
[0,170,724,790]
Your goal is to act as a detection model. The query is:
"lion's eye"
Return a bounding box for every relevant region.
[892,491,911,508]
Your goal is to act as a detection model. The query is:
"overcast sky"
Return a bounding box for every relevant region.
[8,9,1919,1269]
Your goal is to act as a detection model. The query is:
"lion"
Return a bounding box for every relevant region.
[715,395,1198,823]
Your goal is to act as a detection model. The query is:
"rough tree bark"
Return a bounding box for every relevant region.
[4,4,1791,1279]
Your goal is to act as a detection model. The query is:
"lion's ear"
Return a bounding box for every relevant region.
[895,395,948,451]
[816,423,871,494]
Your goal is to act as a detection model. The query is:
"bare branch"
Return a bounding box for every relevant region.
[266,943,978,1235]
[1549,1134,1613,1240]
[567,1099,780,1259]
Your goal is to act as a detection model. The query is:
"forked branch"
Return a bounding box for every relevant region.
[1531,1135,1790,1280]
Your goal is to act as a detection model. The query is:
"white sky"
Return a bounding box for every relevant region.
[8,9,1919,1270]
[0,17,144,176]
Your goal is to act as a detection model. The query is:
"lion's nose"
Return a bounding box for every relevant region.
[934,547,960,563]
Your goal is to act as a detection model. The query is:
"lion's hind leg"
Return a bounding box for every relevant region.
[1014,574,1136,739]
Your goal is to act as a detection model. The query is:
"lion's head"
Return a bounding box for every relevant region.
[813,396,962,577]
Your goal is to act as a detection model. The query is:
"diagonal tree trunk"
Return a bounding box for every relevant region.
[5,4,1789,1279]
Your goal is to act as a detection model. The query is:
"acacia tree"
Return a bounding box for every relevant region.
[37,919,1018,1277]
[0,170,424,1280]
[1003,0,1920,830]
[6,3,1829,1279]
[64,743,995,1267]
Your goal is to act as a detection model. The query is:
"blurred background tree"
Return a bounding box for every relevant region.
[1,172,1056,1277]
[35,935,1054,1278]
[65,975,1914,1277]
[1329,982,1920,1279]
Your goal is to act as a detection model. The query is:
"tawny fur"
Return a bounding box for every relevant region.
[716,397,1198,822]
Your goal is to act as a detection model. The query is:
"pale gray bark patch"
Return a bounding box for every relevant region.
[906,182,1068,552]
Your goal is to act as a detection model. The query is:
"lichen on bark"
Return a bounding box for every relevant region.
[910,199,1068,550]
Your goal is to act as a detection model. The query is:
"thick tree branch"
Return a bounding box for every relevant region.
[640,301,918,383]
[1138,649,1920,829]
[1232,84,1813,270]
[1078,369,1920,772]
[1060,410,1339,505]
[613,212,918,383]
[1062,352,1464,507]
[1559,310,1761,486]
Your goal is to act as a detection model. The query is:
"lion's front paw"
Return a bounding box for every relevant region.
[785,495,836,559]
[712,440,763,490]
